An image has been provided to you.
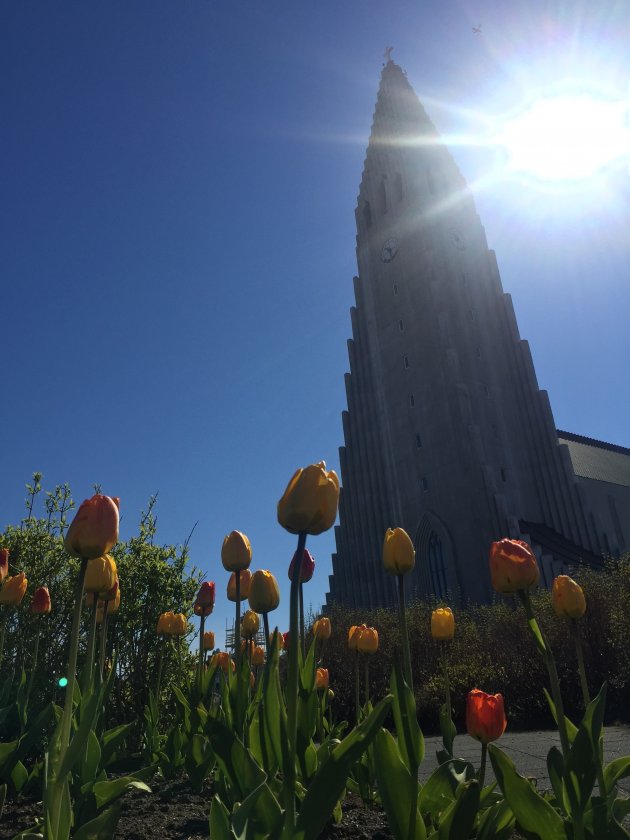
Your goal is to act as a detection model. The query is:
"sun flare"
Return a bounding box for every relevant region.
[498,94,628,182]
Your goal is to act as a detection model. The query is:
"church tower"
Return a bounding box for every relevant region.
[326,59,628,608]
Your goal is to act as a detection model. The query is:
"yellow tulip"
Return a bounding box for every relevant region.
[348,624,366,651]
[156,611,174,635]
[431,607,455,640]
[382,528,415,575]
[241,609,260,636]
[248,570,280,614]
[313,617,331,640]
[357,626,378,654]
[227,569,251,602]
[277,462,340,535]
[170,613,188,636]
[221,531,252,573]
[0,572,28,606]
[84,554,117,594]
[552,575,586,619]
[315,667,329,690]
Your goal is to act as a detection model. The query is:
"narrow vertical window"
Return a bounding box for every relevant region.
[500,468,507,482]
[422,477,429,491]
[415,433,422,448]
[409,394,415,407]
[403,355,409,369]
[393,283,398,296]
[483,384,490,397]
[399,319,404,331]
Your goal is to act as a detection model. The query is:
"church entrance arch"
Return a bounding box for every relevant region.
[415,512,459,601]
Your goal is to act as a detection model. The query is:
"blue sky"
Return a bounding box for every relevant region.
[2,0,629,644]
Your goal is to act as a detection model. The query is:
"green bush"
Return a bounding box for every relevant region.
[322,557,630,733]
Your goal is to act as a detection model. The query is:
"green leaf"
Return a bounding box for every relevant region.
[543,688,578,744]
[210,794,234,840]
[295,694,394,840]
[546,745,567,814]
[11,760,28,793]
[73,802,122,840]
[564,683,606,814]
[58,682,102,778]
[419,758,476,820]
[488,744,565,840]
[82,729,102,784]
[476,799,515,840]
[101,722,134,767]
[439,704,457,758]
[373,728,425,840]
[205,716,266,802]
[0,782,6,819]
[437,778,480,840]
[92,776,151,811]
[231,780,283,840]
[605,757,630,791]
[391,659,424,772]
[0,739,19,769]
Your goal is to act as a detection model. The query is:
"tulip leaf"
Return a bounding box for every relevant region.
[546,746,567,814]
[605,757,630,791]
[0,782,5,819]
[92,776,151,810]
[373,728,426,840]
[101,722,135,768]
[0,739,19,768]
[231,780,283,840]
[419,758,475,820]
[261,633,286,774]
[81,729,101,784]
[206,716,267,802]
[543,688,578,744]
[72,802,122,840]
[210,794,234,840]
[437,778,480,840]
[584,795,630,839]
[391,658,424,772]
[488,744,565,840]
[439,703,457,758]
[294,694,394,840]
[10,759,28,793]
[59,681,103,778]
[476,798,515,840]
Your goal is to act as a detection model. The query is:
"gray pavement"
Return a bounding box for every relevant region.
[419,726,630,793]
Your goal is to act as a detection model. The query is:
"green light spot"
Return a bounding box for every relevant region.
[58,677,68,687]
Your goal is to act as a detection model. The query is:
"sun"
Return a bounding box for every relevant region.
[498,93,628,182]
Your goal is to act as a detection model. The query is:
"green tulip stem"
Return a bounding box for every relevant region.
[397,573,413,689]
[99,600,109,680]
[51,556,88,838]
[176,635,182,675]
[235,571,242,668]
[263,612,270,651]
[155,643,164,713]
[82,600,99,695]
[479,742,488,790]
[198,612,206,690]
[570,618,591,709]
[518,590,570,759]
[299,582,305,659]
[440,642,452,738]
[25,619,42,721]
[364,658,370,705]
[0,607,8,672]
[285,530,307,835]
[355,651,361,722]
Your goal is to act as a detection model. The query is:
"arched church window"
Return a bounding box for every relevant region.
[363,201,372,228]
[428,531,448,597]
[394,172,403,203]
[378,177,387,214]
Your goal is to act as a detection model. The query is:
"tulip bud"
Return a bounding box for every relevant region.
[170,613,188,636]
[315,667,329,690]
[0,548,9,582]
[241,609,260,636]
[288,549,315,583]
[227,569,251,602]
[64,495,119,560]
[382,528,415,576]
[248,570,280,614]
[221,531,252,573]
[552,575,586,619]
[327,690,335,702]
[357,626,378,654]
[194,581,215,617]
[31,586,51,614]
[84,554,117,594]
[202,630,215,651]
[348,624,367,651]
[431,607,455,641]
[466,688,507,744]
[277,462,340,535]
[0,572,28,606]
[489,539,539,594]
[252,645,265,666]
[312,617,331,641]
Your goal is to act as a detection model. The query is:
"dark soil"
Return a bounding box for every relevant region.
[0,776,393,839]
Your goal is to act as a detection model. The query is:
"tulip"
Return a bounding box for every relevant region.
[241,609,260,636]
[489,538,539,594]
[248,570,280,615]
[277,462,340,535]
[252,645,265,666]
[194,581,215,617]
[241,639,255,658]
[0,572,28,606]
[100,577,119,602]
[227,569,251,601]
[288,549,315,583]
[84,554,117,594]
[0,548,8,582]
[64,494,120,560]
[31,586,51,614]
[315,667,329,690]
[170,613,188,636]
[357,626,378,654]
[282,631,290,651]
[552,575,586,619]
[466,689,507,744]
[157,611,174,635]
[211,651,235,674]
[431,607,455,641]
[249,671,255,689]
[347,624,366,651]
[313,617,331,641]
[202,630,215,651]
[221,531,252,573]
[382,528,416,575]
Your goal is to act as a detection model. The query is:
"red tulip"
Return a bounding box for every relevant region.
[194,581,215,617]
[31,586,51,614]
[288,548,315,583]
[466,689,507,744]
[64,495,120,560]
[0,548,8,582]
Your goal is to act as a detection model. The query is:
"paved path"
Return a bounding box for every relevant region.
[419,726,630,792]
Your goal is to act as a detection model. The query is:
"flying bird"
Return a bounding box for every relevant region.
[472,23,482,34]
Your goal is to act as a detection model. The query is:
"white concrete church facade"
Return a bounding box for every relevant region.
[326,60,630,609]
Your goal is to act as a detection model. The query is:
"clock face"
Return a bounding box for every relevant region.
[449,228,466,250]
[381,237,399,263]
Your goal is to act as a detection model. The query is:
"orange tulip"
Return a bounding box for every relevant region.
[466,689,507,744]
[100,577,119,602]
[252,645,265,666]
[156,611,174,635]
[221,531,252,573]
[64,495,119,560]
[313,617,331,640]
[348,624,366,651]
[211,651,235,673]
[315,668,329,690]
[202,631,215,651]
[241,639,255,657]
[227,569,251,602]
[357,626,378,654]
[489,539,539,594]
[552,575,586,619]
[0,572,28,606]
[31,586,51,614]
[277,462,340,535]
[170,613,188,636]
[0,548,8,582]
